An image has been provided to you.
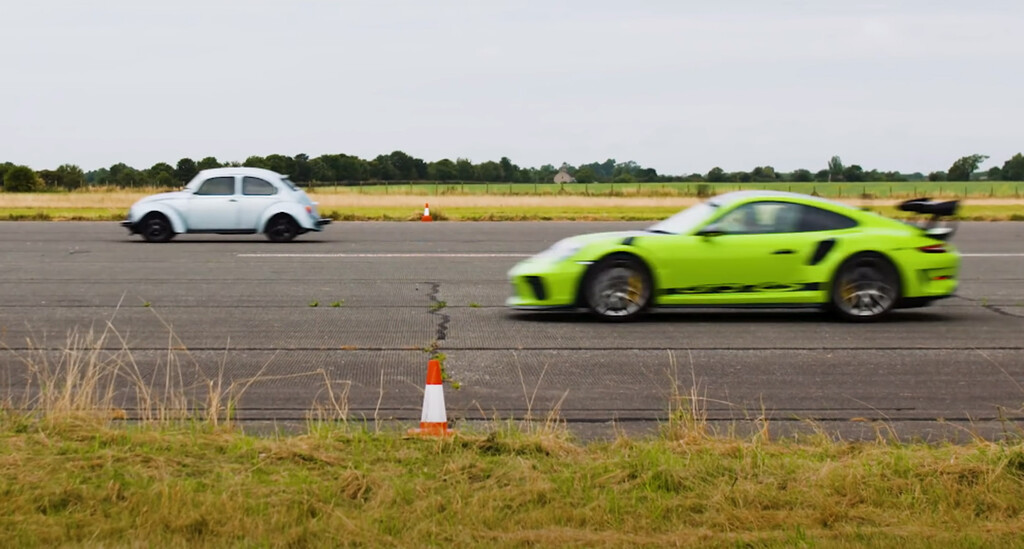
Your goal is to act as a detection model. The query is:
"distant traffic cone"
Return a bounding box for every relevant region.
[421,203,432,222]
[408,359,451,436]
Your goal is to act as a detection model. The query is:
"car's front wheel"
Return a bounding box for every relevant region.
[830,252,900,322]
[140,214,174,243]
[265,215,299,243]
[582,254,652,321]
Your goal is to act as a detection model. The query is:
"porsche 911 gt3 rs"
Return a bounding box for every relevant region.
[507,191,960,321]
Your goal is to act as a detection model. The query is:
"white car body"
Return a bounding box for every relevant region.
[121,167,331,242]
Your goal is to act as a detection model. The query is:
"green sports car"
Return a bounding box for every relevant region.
[507,191,960,321]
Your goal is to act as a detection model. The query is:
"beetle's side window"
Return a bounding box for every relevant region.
[195,177,235,196]
[795,205,858,232]
[715,202,801,234]
[243,177,277,196]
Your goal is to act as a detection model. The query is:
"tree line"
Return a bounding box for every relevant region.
[2,151,1023,192]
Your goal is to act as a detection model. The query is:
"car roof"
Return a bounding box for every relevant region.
[709,190,853,211]
[195,167,287,180]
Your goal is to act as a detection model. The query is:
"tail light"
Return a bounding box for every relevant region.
[918,244,947,253]
[305,206,313,214]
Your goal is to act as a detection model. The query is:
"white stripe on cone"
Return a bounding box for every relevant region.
[420,384,447,425]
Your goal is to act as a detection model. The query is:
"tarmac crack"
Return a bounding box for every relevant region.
[425,281,450,343]
[953,295,1024,318]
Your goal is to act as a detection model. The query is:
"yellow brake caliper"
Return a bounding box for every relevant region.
[627,274,643,303]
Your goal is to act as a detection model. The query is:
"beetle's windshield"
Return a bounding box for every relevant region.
[646,202,717,235]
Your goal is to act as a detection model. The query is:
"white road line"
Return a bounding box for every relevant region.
[961,253,1024,257]
[237,253,532,258]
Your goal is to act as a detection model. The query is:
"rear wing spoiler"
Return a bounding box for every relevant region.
[898,198,959,240]
[898,198,958,217]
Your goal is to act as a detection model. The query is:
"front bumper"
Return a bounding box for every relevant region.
[120,220,137,233]
[506,258,588,309]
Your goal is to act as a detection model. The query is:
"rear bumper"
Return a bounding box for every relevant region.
[317,218,331,227]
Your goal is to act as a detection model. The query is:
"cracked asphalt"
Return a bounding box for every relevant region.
[1,220,1022,441]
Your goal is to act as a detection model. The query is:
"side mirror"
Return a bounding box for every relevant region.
[696,223,725,237]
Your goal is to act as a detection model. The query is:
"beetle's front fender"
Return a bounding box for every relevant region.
[134,204,187,234]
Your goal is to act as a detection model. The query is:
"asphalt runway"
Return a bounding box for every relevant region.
[1,221,1022,441]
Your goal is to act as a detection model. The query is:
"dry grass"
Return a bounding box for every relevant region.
[5,323,1024,546]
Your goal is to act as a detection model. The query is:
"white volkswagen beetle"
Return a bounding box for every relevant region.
[121,167,331,242]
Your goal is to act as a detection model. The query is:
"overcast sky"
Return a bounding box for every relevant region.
[2,1,1022,175]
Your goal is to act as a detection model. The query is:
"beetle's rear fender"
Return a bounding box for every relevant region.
[259,204,319,232]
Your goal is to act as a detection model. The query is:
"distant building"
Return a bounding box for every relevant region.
[553,167,576,184]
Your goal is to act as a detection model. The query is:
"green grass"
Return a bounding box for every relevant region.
[0,208,125,221]
[2,418,1024,547]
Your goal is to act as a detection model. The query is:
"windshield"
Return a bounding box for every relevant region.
[646,202,717,234]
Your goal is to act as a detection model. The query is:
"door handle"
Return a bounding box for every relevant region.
[228,199,238,202]
[772,249,795,255]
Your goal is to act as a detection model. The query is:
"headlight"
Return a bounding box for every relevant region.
[536,239,582,263]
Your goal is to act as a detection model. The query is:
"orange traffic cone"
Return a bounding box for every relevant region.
[408,359,451,436]
[421,203,432,222]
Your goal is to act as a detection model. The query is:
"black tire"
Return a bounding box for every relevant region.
[140,214,174,243]
[265,215,299,243]
[829,252,901,322]
[581,254,653,321]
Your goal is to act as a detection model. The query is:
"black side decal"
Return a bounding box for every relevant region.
[659,282,822,296]
[809,239,836,266]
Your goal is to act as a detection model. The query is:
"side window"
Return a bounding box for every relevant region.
[194,177,235,196]
[796,205,858,232]
[714,202,802,234]
[243,176,277,196]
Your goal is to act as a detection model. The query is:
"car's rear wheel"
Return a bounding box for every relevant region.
[265,215,299,243]
[830,252,900,322]
[140,214,174,243]
[582,254,652,321]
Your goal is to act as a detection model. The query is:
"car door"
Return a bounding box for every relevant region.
[238,176,280,230]
[184,176,240,231]
[660,201,822,304]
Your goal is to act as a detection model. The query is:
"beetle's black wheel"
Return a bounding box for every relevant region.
[265,216,299,243]
[141,214,174,243]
